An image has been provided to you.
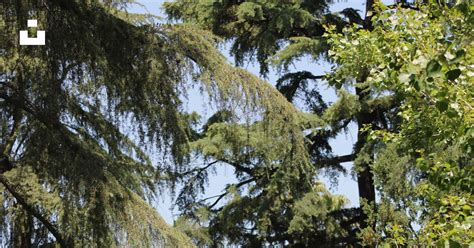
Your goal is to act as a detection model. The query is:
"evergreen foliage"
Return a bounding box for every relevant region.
[1,0,472,247]
[164,0,359,76]
[165,0,473,247]
[164,0,372,246]
[1,0,307,246]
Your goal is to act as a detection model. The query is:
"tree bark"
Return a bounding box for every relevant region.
[355,86,376,224]
[353,0,378,234]
[13,211,33,248]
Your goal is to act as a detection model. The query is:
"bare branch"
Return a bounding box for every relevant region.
[179,160,220,177]
[207,178,255,209]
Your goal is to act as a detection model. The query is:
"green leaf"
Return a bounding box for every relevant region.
[446,110,458,118]
[449,50,466,64]
[398,73,411,83]
[411,79,424,91]
[448,239,462,248]
[436,100,449,112]
[426,60,442,77]
[446,69,461,81]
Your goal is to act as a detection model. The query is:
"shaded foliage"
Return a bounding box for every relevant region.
[1,0,308,246]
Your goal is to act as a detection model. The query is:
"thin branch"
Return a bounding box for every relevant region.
[386,3,420,11]
[179,160,220,177]
[207,178,255,209]
[307,75,326,80]
[207,194,227,210]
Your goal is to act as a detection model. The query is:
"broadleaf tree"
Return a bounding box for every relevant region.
[326,1,473,246]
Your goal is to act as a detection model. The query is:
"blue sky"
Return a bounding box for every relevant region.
[127,0,386,224]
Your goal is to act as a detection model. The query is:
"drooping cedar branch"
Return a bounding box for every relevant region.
[0,175,67,247]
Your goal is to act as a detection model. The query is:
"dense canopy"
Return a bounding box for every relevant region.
[165,0,473,247]
[1,0,309,246]
[1,0,472,247]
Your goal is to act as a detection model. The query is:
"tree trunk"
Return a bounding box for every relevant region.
[353,0,378,234]
[13,211,33,248]
[355,86,377,230]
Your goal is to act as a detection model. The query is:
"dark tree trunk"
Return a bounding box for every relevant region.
[353,0,377,234]
[355,87,377,230]
[13,212,33,248]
